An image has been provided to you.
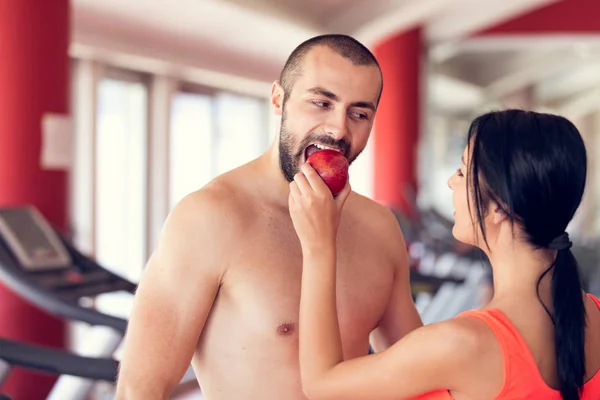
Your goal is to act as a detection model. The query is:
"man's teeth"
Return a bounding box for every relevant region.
[314,143,341,152]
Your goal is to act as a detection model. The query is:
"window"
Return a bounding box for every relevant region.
[349,137,374,198]
[95,76,147,282]
[169,92,214,207]
[213,92,269,175]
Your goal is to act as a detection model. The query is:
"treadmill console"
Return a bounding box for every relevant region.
[0,207,71,271]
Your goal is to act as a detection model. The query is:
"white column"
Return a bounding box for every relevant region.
[68,59,102,353]
[593,111,600,237]
[146,75,178,259]
[69,59,103,256]
[569,113,596,238]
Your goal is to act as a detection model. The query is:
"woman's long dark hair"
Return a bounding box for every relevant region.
[466,109,588,399]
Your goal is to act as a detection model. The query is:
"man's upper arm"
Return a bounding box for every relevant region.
[116,190,234,398]
[371,208,423,351]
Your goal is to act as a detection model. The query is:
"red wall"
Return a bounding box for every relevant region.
[372,28,422,216]
[477,0,600,35]
[0,1,70,398]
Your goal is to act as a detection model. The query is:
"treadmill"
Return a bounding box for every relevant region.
[0,205,197,399]
[0,337,118,400]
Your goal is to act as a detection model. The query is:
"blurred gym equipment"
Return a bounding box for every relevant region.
[0,206,197,399]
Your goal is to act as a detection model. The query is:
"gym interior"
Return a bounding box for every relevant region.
[1,0,599,399]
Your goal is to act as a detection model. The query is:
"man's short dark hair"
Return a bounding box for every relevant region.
[279,34,383,103]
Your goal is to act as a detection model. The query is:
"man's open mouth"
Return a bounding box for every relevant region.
[304,143,344,160]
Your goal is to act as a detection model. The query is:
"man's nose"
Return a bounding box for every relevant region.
[324,109,348,140]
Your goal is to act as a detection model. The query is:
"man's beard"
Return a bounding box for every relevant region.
[278,108,359,183]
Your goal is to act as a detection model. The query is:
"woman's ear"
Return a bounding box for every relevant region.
[492,205,508,225]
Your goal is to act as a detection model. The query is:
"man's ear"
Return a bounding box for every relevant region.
[271,81,285,116]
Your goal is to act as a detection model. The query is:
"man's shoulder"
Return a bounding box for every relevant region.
[348,192,399,229]
[346,192,408,260]
[167,177,251,236]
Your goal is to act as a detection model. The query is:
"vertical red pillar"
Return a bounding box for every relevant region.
[373,28,422,217]
[0,1,70,399]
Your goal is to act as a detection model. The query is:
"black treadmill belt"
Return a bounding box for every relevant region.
[0,339,118,382]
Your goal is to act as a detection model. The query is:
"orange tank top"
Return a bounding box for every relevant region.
[412,294,600,400]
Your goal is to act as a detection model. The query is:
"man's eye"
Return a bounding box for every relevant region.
[352,112,368,120]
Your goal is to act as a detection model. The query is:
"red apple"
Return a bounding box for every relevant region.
[306,149,349,196]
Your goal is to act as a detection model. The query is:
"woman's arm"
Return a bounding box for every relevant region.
[298,247,342,386]
[300,251,480,399]
[289,164,482,400]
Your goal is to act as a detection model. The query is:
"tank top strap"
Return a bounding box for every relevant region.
[588,293,600,310]
[455,308,545,396]
[454,309,513,377]
[455,308,525,354]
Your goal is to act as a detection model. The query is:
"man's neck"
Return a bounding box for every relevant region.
[254,142,293,209]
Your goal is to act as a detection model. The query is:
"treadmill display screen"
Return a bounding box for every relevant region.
[0,207,71,271]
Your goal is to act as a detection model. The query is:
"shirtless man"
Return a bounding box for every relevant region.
[115,34,423,400]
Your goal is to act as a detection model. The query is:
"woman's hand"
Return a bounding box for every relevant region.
[288,162,351,254]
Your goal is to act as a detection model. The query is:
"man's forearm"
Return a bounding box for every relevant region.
[115,376,171,400]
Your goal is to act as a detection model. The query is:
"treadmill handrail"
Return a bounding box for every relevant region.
[0,268,127,333]
[0,261,128,332]
[57,230,138,294]
[0,338,118,382]
[0,237,129,333]
[0,225,135,332]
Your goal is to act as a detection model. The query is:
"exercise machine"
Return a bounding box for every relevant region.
[0,205,197,399]
[0,337,118,400]
[391,203,491,324]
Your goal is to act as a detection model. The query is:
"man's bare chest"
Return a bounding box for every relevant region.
[219,226,394,342]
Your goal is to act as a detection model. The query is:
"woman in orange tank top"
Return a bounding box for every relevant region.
[288,109,600,399]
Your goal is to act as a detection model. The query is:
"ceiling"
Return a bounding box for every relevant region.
[432,35,600,119]
[69,0,600,119]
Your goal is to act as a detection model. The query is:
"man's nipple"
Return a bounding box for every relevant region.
[276,322,296,337]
